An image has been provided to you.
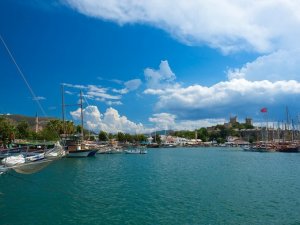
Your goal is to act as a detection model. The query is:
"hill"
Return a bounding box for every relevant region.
[0,114,57,129]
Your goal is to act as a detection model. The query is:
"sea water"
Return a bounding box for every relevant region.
[1,147,300,225]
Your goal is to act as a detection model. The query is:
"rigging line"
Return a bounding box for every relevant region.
[0,34,47,117]
[82,91,91,107]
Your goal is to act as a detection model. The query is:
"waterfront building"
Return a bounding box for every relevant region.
[230,116,238,124]
[245,117,253,126]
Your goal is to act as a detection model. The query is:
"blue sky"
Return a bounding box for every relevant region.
[1,0,300,133]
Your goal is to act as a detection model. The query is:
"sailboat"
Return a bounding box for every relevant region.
[62,89,98,158]
[0,35,66,174]
[1,142,65,174]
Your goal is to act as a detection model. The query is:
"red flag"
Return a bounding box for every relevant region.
[260,107,267,113]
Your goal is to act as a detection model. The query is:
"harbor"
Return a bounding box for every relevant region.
[2,1,300,224]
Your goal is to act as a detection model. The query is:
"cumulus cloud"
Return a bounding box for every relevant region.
[145,77,300,120]
[63,0,300,53]
[144,60,178,89]
[149,113,176,129]
[145,79,300,117]
[70,106,226,133]
[227,49,300,81]
[70,105,147,133]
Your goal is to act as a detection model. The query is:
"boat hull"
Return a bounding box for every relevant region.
[67,149,97,158]
[125,149,147,154]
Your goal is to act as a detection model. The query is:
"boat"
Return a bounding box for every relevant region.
[67,145,98,157]
[1,142,64,174]
[160,143,177,148]
[0,146,27,159]
[146,143,160,148]
[275,142,299,153]
[44,142,66,159]
[62,89,98,158]
[64,139,98,158]
[125,147,147,154]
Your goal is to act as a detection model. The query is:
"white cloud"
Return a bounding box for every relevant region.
[112,88,128,94]
[149,113,176,129]
[63,0,300,53]
[144,60,177,89]
[145,78,300,119]
[63,83,87,89]
[63,83,122,105]
[124,79,142,91]
[65,90,74,95]
[33,96,46,101]
[70,105,148,133]
[106,100,123,106]
[112,79,142,94]
[141,60,300,120]
[70,105,225,134]
[227,49,300,81]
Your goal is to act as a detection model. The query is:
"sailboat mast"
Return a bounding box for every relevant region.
[61,85,65,136]
[80,90,84,142]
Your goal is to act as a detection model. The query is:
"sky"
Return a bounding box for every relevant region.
[1,0,300,133]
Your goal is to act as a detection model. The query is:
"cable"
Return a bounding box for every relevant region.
[0,34,47,117]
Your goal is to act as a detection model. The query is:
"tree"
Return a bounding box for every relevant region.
[152,134,161,144]
[197,128,208,142]
[99,131,108,141]
[0,117,15,146]
[16,120,30,139]
[117,132,125,142]
[76,125,82,134]
[134,134,147,143]
[64,121,76,135]
[124,133,133,143]
[108,133,114,140]
[39,120,64,141]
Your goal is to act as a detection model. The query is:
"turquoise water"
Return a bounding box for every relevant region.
[1,147,300,225]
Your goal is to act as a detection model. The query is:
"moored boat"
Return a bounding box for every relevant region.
[67,149,98,157]
[125,147,147,154]
[275,142,299,153]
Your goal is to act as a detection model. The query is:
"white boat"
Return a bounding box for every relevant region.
[45,142,66,159]
[125,148,147,154]
[1,152,51,174]
[1,143,64,174]
[0,147,24,159]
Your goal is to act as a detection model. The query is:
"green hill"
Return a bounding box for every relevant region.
[0,114,57,129]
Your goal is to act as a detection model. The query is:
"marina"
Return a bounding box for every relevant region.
[2,1,300,224]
